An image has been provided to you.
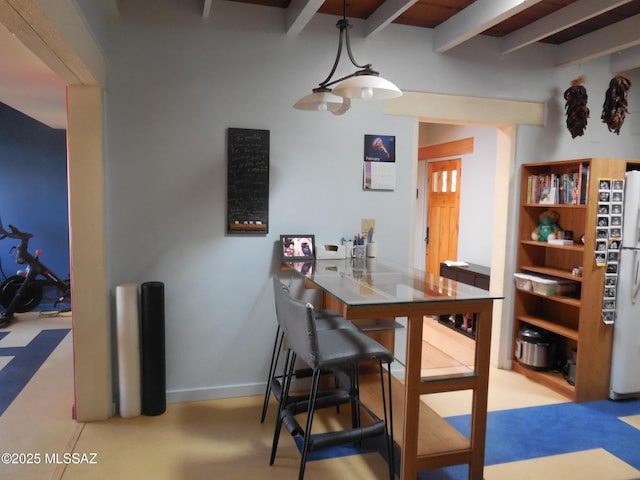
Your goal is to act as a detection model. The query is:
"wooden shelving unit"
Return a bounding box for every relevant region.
[513,158,639,402]
[438,262,491,339]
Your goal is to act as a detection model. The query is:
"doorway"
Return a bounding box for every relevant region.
[425,158,461,278]
[0,6,110,420]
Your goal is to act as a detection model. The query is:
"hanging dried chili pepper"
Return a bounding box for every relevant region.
[564,75,589,138]
[601,75,631,135]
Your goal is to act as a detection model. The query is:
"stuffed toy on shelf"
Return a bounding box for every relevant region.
[531,210,562,242]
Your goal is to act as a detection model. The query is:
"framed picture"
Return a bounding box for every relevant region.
[280,235,316,262]
[363,134,396,191]
[364,134,395,162]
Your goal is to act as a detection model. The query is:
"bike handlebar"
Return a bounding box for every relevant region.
[0,218,34,241]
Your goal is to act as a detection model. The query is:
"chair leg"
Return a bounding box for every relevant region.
[261,326,283,423]
[269,348,295,465]
[298,368,321,480]
[349,363,362,430]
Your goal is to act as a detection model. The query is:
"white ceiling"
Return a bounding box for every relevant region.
[0,21,66,129]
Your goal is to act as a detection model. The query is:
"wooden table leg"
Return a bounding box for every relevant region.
[468,306,492,480]
[400,314,423,479]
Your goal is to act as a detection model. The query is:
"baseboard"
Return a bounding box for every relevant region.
[167,382,266,403]
[167,365,406,404]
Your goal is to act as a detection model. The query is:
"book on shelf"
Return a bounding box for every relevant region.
[526,163,589,205]
[579,162,589,205]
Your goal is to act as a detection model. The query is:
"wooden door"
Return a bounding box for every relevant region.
[425,159,461,277]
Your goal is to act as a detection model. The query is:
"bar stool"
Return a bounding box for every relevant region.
[269,276,395,480]
[260,278,358,423]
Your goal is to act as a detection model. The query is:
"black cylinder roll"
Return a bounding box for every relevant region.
[140,281,166,416]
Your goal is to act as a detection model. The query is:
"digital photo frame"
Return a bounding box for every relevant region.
[280,234,315,262]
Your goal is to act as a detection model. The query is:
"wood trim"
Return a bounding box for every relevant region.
[385,91,545,126]
[67,85,111,420]
[0,0,103,85]
[419,137,473,160]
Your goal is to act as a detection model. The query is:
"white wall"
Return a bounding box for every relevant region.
[100,1,640,402]
[107,3,416,401]
[515,60,640,166]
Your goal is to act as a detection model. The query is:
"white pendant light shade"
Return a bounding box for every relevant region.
[332,74,402,100]
[293,90,344,112]
[292,1,402,114]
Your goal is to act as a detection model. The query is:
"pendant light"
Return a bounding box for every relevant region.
[293,0,402,115]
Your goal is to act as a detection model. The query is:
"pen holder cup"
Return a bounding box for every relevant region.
[366,242,376,258]
[352,245,366,260]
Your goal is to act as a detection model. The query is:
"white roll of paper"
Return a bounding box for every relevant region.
[116,283,142,418]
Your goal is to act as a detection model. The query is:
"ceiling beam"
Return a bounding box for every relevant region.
[286,0,323,36]
[433,0,543,53]
[0,0,102,85]
[501,0,633,55]
[384,91,544,126]
[556,14,640,66]
[365,0,419,37]
[202,0,212,19]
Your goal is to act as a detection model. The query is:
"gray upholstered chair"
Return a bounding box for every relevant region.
[269,276,394,480]
[260,278,358,423]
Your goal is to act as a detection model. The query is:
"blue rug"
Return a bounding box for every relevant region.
[290,398,640,479]
[0,328,70,416]
[421,399,640,479]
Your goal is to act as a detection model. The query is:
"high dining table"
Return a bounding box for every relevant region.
[283,257,503,480]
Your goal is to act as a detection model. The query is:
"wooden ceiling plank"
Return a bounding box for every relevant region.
[203,0,213,18]
[501,0,634,55]
[556,13,640,66]
[0,0,80,84]
[5,0,103,85]
[433,0,543,53]
[286,0,323,36]
[365,0,420,37]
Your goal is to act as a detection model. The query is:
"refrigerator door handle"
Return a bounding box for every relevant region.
[632,250,640,304]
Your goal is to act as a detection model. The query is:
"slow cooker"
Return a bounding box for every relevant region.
[515,327,556,370]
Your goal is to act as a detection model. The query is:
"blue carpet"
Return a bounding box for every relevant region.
[0,328,70,416]
[290,399,640,478]
[421,399,640,479]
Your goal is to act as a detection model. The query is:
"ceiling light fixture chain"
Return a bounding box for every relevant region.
[316,17,371,90]
[293,0,401,115]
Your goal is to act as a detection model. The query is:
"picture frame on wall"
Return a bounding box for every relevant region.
[364,134,396,163]
[280,234,316,262]
[363,134,396,191]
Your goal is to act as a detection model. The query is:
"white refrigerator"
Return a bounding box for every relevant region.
[610,170,640,400]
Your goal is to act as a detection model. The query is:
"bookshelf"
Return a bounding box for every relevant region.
[514,158,638,402]
[525,162,588,205]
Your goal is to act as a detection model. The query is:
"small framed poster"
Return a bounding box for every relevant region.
[363,134,396,191]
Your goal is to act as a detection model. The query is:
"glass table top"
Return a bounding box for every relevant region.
[284,257,503,307]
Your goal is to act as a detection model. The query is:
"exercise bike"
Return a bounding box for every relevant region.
[0,218,70,327]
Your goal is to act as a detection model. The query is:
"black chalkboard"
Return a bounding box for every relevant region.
[227,128,269,234]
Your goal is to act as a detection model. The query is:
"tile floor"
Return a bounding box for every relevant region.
[1,312,639,480]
